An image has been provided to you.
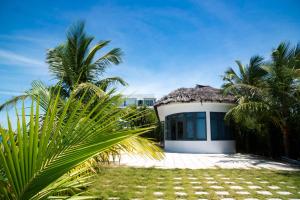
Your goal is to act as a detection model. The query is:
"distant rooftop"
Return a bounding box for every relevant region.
[155,85,236,107]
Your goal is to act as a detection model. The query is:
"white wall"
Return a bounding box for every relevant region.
[165,140,236,153]
[156,102,236,154]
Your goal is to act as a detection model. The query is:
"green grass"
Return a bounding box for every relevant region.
[92,166,300,200]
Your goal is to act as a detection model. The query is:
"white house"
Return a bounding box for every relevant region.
[154,85,236,154]
[121,94,156,107]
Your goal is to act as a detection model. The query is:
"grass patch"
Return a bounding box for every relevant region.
[92,166,300,200]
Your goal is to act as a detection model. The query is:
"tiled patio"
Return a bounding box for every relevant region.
[117,153,299,171]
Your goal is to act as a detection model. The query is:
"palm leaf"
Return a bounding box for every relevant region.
[95,77,128,91]
[0,87,161,199]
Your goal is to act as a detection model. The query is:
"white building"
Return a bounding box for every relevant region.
[154,85,236,154]
[122,94,156,107]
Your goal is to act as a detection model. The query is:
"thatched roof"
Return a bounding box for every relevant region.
[155,85,236,107]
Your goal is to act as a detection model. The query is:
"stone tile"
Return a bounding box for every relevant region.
[221,177,230,180]
[192,186,203,189]
[136,185,147,189]
[174,181,182,185]
[118,185,128,188]
[190,181,201,184]
[197,199,208,200]
[230,186,243,190]
[207,181,218,184]
[195,191,208,195]
[236,178,244,180]
[205,177,214,180]
[210,185,224,189]
[108,198,120,200]
[174,186,184,190]
[174,177,182,180]
[276,191,292,195]
[221,198,235,200]
[287,186,296,189]
[188,177,198,180]
[244,198,259,200]
[244,181,253,184]
[279,181,286,184]
[268,186,280,190]
[215,191,229,195]
[248,185,262,189]
[157,177,165,180]
[235,191,250,195]
[224,181,235,184]
[266,199,282,200]
[175,192,187,196]
[153,192,164,196]
[259,181,269,184]
[256,190,272,195]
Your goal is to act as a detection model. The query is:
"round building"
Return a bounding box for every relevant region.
[154,85,236,153]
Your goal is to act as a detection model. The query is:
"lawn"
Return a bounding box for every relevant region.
[93,166,300,200]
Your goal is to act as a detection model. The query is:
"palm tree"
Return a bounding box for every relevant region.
[222,55,268,129]
[222,55,266,99]
[0,86,162,199]
[46,21,127,95]
[0,21,127,111]
[263,42,300,156]
[222,42,300,157]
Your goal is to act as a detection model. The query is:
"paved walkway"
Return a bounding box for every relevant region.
[117,153,299,171]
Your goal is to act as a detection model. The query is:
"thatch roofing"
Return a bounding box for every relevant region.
[154,85,236,107]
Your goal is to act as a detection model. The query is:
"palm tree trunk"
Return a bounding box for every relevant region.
[282,126,290,157]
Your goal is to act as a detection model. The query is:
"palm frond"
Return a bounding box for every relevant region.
[84,41,110,66]
[95,77,128,91]
[46,22,124,94]
[0,86,161,199]
[0,95,28,112]
[94,48,123,71]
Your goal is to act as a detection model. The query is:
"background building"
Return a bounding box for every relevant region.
[122,94,156,107]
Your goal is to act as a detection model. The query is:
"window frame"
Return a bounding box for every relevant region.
[210,112,234,141]
[165,112,207,141]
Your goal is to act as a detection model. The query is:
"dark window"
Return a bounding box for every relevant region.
[165,112,206,140]
[144,99,154,106]
[196,112,206,140]
[186,113,194,139]
[210,112,234,140]
[170,116,176,140]
[137,100,143,106]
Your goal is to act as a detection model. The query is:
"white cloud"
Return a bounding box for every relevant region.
[107,60,222,99]
[0,34,49,44]
[0,49,45,67]
[0,90,24,96]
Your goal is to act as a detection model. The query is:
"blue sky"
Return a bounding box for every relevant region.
[0,0,300,103]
